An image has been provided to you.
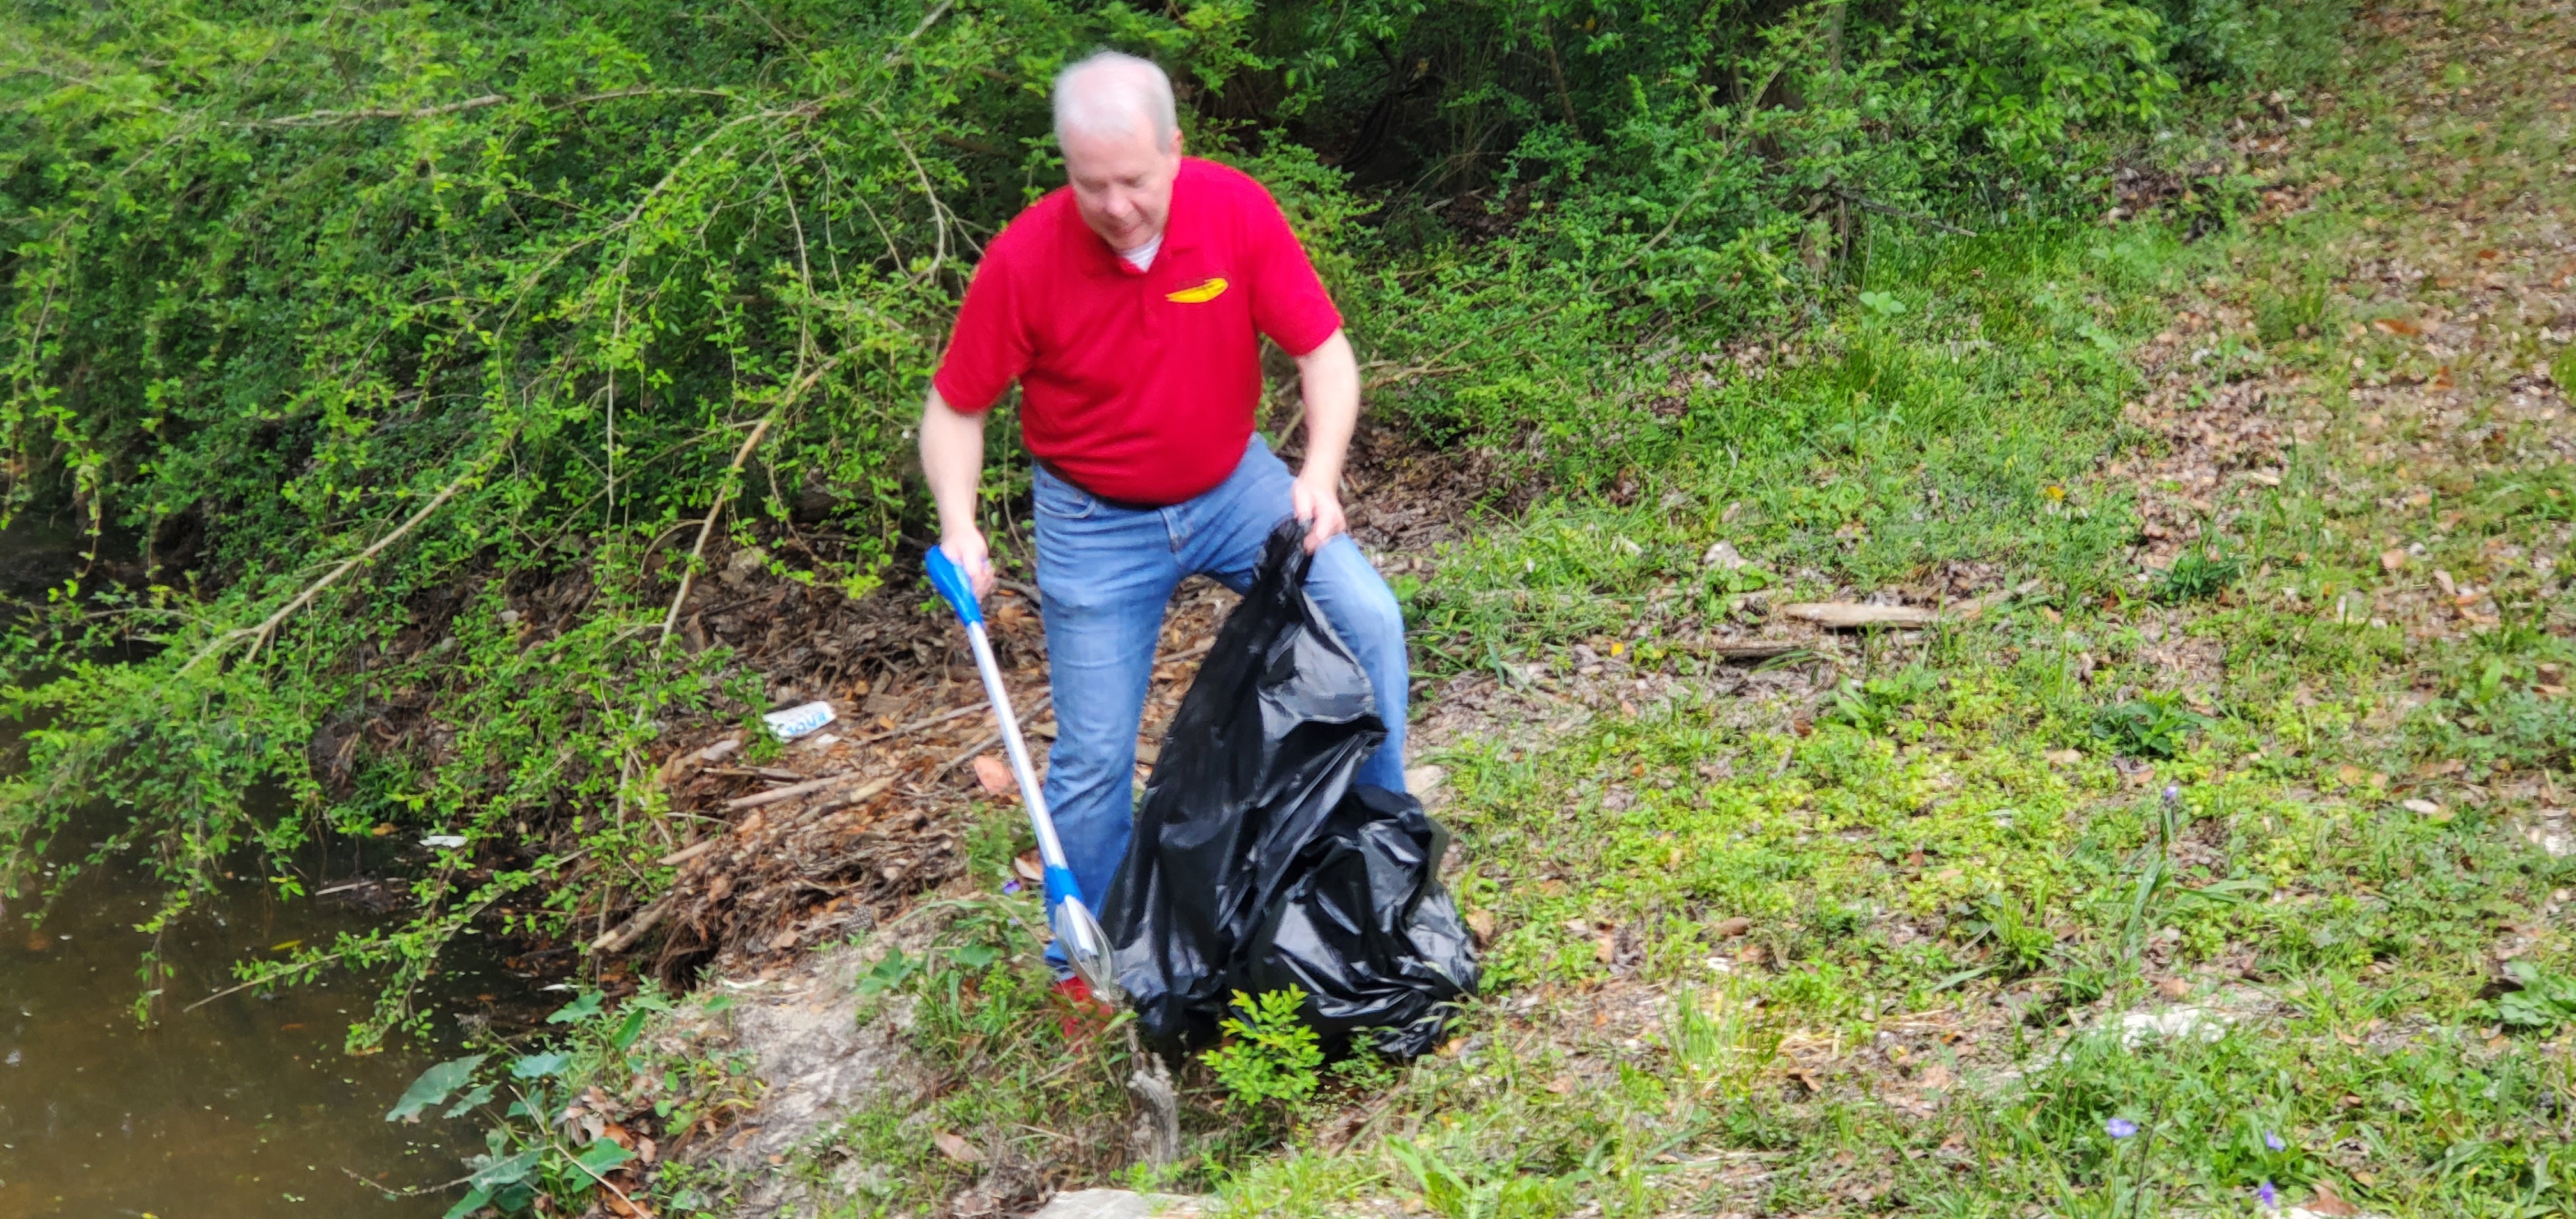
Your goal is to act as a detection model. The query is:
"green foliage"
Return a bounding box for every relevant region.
[2253,277,2330,345]
[1386,1136,1574,1219]
[1201,987,1325,1111]
[2156,547,2242,603]
[377,984,750,1218]
[0,0,2262,1040]
[2494,960,2576,1034]
[1822,668,1942,735]
[2091,692,2206,758]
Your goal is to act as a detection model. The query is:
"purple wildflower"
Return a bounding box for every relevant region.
[1002,880,1022,894]
[2258,1180,2279,1211]
[2163,784,2181,804]
[2106,1117,2138,1139]
[2264,1130,2285,1152]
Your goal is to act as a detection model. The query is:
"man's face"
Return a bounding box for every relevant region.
[1062,123,1181,254]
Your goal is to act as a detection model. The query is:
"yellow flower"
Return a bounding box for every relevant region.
[2043,484,2067,502]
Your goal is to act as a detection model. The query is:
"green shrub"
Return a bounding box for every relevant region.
[1201,988,1324,1112]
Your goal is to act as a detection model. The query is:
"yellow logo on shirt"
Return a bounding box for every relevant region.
[1165,277,1229,303]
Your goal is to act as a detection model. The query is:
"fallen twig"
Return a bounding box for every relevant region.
[658,417,775,648]
[1832,187,1977,237]
[182,464,483,673]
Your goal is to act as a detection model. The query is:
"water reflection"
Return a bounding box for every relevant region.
[1,853,491,1218]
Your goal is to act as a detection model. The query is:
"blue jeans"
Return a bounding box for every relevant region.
[1033,437,1409,968]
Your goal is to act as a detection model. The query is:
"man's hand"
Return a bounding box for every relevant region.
[1291,472,1346,554]
[1289,329,1360,555]
[920,387,995,595]
[940,528,996,598]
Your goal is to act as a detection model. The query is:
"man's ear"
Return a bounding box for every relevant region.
[1172,128,1186,158]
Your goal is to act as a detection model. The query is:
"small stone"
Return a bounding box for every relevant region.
[1024,1190,1207,1219]
[2401,798,2441,816]
[1405,764,1448,797]
[1701,540,1751,571]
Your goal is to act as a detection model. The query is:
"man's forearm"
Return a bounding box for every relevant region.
[1292,329,1360,487]
[919,388,986,537]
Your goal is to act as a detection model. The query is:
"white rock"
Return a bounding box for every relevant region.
[2118,1006,2230,1047]
[1701,539,1751,571]
[1031,1190,1215,1219]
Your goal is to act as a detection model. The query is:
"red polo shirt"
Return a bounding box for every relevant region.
[931,157,1343,505]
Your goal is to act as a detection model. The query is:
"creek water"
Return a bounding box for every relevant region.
[0,525,507,1218]
[0,832,507,1218]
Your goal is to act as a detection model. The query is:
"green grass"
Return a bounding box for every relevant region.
[475,3,2576,1215]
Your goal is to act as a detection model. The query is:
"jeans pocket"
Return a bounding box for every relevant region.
[1033,471,1096,521]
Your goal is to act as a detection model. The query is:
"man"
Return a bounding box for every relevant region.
[920,51,1409,1008]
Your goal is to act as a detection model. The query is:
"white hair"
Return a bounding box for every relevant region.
[1052,51,1177,151]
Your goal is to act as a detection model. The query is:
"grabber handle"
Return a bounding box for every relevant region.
[924,545,983,627]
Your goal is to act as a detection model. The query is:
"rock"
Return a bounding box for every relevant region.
[2117,1005,2230,1047]
[1031,1190,1215,1219]
[1406,763,1448,800]
[1700,540,1751,571]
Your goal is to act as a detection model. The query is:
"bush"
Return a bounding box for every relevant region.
[0,0,2345,1036]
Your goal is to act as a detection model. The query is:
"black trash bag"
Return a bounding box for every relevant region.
[1101,521,1478,1057]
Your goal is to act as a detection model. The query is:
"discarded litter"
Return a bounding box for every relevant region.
[2118,1006,2231,1047]
[1103,522,1478,1058]
[762,700,837,740]
[420,834,468,849]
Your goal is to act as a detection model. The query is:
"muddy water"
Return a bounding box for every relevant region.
[0,842,498,1218]
[0,525,496,1218]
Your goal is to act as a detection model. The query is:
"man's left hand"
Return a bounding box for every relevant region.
[1291,472,1346,554]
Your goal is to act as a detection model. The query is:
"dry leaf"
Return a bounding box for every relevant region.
[767,926,799,951]
[604,1195,655,1218]
[2372,316,2425,336]
[2379,549,2409,572]
[1013,852,1043,883]
[1465,908,1497,942]
[2402,798,2442,816]
[933,1131,985,1164]
[1712,916,1753,938]
[2044,748,2084,765]
[972,754,1014,796]
[2306,1180,2361,1217]
[1917,1063,1954,1091]
[2156,977,2191,1000]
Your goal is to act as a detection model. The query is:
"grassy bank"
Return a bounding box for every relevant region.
[629,3,2576,1215]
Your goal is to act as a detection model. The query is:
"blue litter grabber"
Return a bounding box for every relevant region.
[923,548,1119,1001]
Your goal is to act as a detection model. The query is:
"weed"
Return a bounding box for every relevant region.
[2091,694,2208,758]
[2253,278,2329,345]
[2156,548,2243,603]
[1202,988,1326,1112]
[1821,668,1942,735]
[1386,1137,1572,1219]
[2493,961,2576,1034]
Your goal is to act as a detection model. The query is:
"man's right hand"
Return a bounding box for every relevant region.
[940,530,997,599]
[921,387,995,599]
